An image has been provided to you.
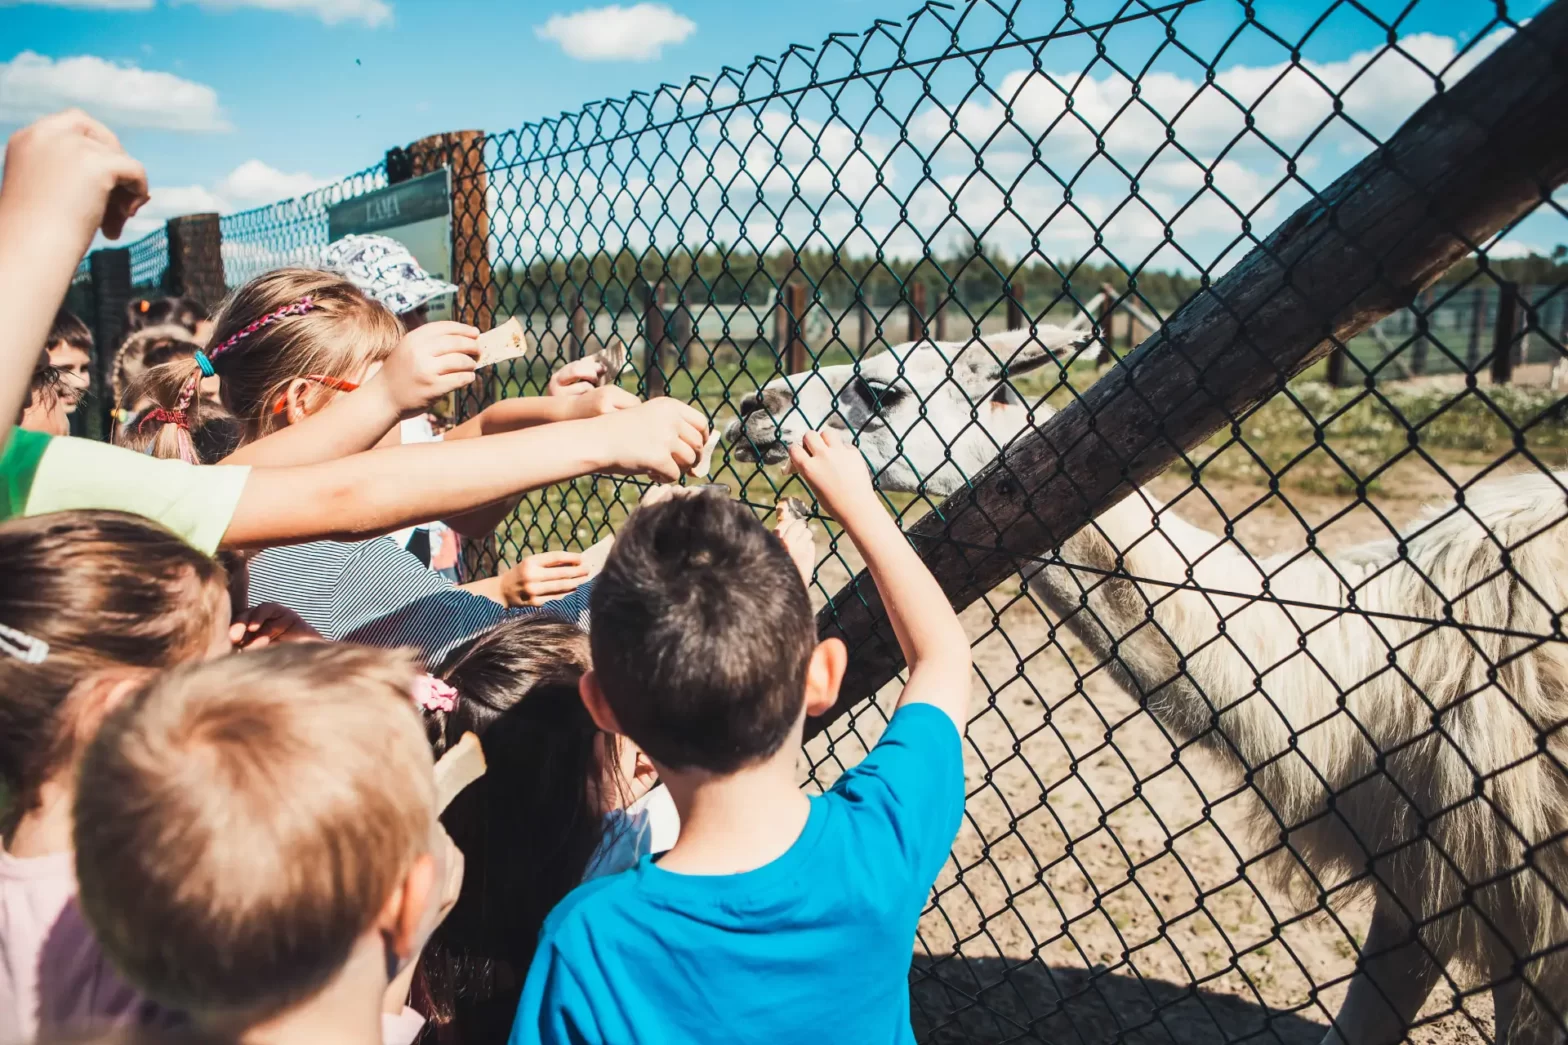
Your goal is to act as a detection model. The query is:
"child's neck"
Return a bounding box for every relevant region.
[655,742,810,876]
[196,933,387,1045]
[4,774,74,858]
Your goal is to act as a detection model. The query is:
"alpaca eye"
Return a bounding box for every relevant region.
[853,376,905,413]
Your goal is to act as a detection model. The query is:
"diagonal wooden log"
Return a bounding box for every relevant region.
[807,1,1568,740]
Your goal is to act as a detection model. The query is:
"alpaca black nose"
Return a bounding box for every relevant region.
[739,392,762,418]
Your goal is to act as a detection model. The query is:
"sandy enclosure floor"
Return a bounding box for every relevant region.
[795,461,1515,1045]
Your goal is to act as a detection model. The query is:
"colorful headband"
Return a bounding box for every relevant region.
[139,408,188,432]
[0,622,49,664]
[206,297,317,363]
[413,674,458,714]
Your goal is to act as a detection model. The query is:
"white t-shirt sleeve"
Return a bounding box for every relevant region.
[390,418,444,551]
[580,784,680,882]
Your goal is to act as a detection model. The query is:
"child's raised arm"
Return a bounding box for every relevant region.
[221,398,709,549]
[788,430,972,729]
[0,111,148,446]
[221,321,481,467]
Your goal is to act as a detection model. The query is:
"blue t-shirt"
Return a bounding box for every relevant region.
[509,702,965,1045]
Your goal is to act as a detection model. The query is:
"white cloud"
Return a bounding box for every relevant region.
[176,0,391,26]
[534,3,695,62]
[216,159,327,205]
[1481,239,1549,260]
[0,51,228,132]
[117,159,326,239]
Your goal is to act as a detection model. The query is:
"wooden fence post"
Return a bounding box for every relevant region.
[1006,281,1025,332]
[570,296,588,357]
[909,281,928,343]
[407,130,494,580]
[857,300,871,354]
[1410,288,1431,375]
[784,282,808,374]
[644,282,668,397]
[164,213,226,308]
[1095,285,1116,368]
[86,247,132,439]
[1469,285,1487,371]
[933,290,948,341]
[1491,282,1519,385]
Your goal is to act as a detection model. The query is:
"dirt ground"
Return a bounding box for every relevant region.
[795,457,1528,1045]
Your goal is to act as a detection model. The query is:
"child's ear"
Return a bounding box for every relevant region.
[283,378,314,425]
[804,637,847,718]
[380,850,437,965]
[579,671,624,735]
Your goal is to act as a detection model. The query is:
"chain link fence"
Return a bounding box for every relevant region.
[69,0,1568,1039]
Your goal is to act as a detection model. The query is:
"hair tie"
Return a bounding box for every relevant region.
[207,297,317,362]
[139,408,188,432]
[413,674,458,713]
[194,350,216,377]
[138,300,150,314]
[0,622,48,664]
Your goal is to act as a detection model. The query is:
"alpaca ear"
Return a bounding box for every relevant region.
[966,327,1095,380]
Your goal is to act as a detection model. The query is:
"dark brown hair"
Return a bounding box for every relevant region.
[124,295,208,337]
[0,511,228,811]
[590,493,815,773]
[48,307,93,353]
[416,617,611,1043]
[74,642,433,1018]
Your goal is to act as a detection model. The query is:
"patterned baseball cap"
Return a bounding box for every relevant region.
[319,234,457,316]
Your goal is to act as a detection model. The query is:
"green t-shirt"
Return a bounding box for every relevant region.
[0,430,250,555]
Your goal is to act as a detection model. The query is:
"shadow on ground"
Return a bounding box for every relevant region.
[911,956,1330,1044]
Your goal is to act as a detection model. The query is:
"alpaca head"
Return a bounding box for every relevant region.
[725,326,1092,495]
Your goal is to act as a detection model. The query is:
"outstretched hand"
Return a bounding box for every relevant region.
[377,321,480,417]
[594,397,710,483]
[787,430,878,523]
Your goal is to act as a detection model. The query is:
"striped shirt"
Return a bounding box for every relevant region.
[245,537,593,662]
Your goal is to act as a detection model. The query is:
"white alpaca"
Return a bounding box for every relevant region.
[726,328,1568,1044]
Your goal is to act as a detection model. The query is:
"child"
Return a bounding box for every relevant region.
[416,616,672,1044]
[45,308,93,413]
[19,350,71,436]
[72,642,459,1045]
[123,295,210,342]
[109,324,208,430]
[1,109,147,446]
[511,430,973,1044]
[0,510,232,1044]
[0,112,709,553]
[133,267,646,659]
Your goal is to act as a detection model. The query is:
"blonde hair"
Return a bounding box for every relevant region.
[116,365,242,464]
[138,269,401,448]
[73,642,435,1016]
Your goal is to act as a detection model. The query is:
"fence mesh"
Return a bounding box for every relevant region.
[70,0,1568,1039]
[458,1,1568,1041]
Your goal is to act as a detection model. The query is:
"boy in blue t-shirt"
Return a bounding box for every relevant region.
[511,429,973,1045]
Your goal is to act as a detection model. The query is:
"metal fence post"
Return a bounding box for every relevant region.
[1006,281,1024,332]
[909,280,927,343]
[86,247,132,440]
[1491,281,1520,385]
[164,213,225,308]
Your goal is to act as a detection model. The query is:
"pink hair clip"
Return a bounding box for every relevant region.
[413,674,458,714]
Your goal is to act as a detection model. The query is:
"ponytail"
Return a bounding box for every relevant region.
[116,359,242,464]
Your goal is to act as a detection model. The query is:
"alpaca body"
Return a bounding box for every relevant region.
[726,327,1568,1041]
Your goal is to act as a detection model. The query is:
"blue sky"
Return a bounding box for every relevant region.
[1,0,1560,272]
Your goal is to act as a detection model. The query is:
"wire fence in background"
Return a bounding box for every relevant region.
[70,0,1568,1040]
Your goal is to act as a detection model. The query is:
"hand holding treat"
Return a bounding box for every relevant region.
[229,602,322,650]
[591,397,709,483]
[787,430,878,523]
[548,357,606,396]
[563,384,641,420]
[773,498,816,587]
[376,320,480,417]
